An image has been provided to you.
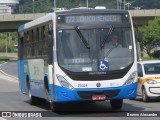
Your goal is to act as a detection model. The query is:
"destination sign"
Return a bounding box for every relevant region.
[65,15,122,24]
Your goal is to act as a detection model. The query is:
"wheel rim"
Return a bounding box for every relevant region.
[28,87,31,100]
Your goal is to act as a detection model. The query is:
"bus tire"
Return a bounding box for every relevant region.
[142,88,149,102]
[44,78,60,111]
[129,97,136,100]
[50,102,60,112]
[110,99,123,109]
[44,77,50,101]
[27,81,38,105]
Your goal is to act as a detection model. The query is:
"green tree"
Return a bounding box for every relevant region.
[19,0,160,13]
[0,32,17,53]
[139,17,160,57]
[19,0,117,13]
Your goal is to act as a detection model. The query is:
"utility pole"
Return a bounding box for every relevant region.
[124,0,125,10]
[32,0,35,13]
[87,0,88,8]
[54,0,56,12]
[8,32,10,45]
[117,0,119,9]
[117,0,122,9]
[6,32,8,55]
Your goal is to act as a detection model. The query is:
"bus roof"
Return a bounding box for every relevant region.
[18,9,129,32]
[18,13,54,32]
[56,9,129,15]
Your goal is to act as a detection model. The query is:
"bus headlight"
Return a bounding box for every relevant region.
[123,71,137,86]
[56,74,74,89]
[146,80,158,84]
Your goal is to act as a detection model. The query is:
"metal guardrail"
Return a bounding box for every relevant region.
[129,9,160,17]
[0,10,160,22]
[0,53,17,58]
[0,13,48,21]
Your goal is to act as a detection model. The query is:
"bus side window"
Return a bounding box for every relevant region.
[29,30,33,42]
[31,30,35,57]
[42,26,45,40]
[26,31,29,42]
[48,29,53,64]
[38,27,43,56]
[43,26,48,41]
[43,25,49,56]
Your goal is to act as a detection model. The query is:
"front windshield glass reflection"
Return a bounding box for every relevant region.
[57,27,134,72]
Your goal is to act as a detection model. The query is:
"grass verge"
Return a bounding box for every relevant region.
[143,57,159,61]
[0,56,10,64]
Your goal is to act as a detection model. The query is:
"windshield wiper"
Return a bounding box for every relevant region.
[74,26,90,49]
[100,25,114,48]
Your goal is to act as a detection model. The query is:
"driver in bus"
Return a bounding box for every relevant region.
[103,35,122,58]
[106,35,122,48]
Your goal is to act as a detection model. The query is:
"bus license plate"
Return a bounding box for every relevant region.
[92,95,106,100]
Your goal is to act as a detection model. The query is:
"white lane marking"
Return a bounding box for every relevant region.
[0,73,18,83]
[0,69,18,80]
[0,63,18,83]
[0,71,18,83]
[0,117,7,120]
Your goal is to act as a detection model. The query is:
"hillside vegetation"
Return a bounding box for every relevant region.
[19,0,160,13]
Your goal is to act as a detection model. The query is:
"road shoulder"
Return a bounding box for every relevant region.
[0,63,18,83]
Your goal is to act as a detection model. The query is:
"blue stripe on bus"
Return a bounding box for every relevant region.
[18,60,26,93]
[54,82,137,102]
[30,81,46,98]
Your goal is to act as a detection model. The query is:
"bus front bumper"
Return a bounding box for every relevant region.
[51,82,137,102]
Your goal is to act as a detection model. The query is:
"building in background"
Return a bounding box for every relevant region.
[0,5,11,15]
[0,0,19,14]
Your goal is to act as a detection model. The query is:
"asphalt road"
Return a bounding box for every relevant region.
[0,61,160,119]
[0,61,18,78]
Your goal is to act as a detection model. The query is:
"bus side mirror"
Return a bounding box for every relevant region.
[135,30,142,43]
[133,22,142,43]
[138,72,143,77]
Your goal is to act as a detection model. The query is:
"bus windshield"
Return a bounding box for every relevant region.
[57,26,134,72]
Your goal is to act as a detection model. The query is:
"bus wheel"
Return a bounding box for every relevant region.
[142,88,149,102]
[27,82,38,105]
[50,102,60,112]
[110,99,123,110]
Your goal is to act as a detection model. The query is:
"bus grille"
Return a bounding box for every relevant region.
[77,90,120,99]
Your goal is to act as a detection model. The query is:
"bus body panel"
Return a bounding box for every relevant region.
[52,61,137,102]
[48,65,55,100]
[51,82,137,102]
[24,59,47,99]
[30,80,46,98]
[18,60,26,93]
[23,59,55,100]
[18,9,138,105]
[53,60,137,87]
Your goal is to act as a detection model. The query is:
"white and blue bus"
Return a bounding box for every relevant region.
[18,9,139,111]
